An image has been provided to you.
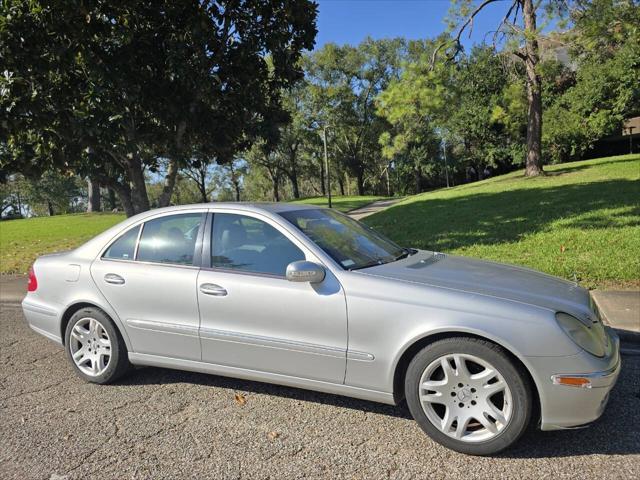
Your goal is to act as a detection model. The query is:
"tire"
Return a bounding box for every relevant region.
[405,337,532,456]
[64,307,131,384]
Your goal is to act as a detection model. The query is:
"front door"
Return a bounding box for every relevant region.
[197,211,347,384]
[91,211,205,360]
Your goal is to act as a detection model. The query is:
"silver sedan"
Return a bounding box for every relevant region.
[22,203,620,455]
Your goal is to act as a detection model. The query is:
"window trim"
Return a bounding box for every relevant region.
[202,211,309,280]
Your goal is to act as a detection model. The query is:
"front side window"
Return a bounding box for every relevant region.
[211,213,304,276]
[137,213,202,265]
[279,209,404,270]
[103,225,140,261]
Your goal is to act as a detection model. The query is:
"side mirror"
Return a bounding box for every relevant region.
[286,260,326,284]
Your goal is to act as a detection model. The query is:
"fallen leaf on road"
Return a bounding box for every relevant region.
[267,431,280,440]
[234,393,247,406]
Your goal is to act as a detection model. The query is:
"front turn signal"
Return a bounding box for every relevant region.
[551,375,592,388]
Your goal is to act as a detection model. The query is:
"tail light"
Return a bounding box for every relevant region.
[27,266,38,292]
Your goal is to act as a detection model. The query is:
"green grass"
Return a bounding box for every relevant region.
[0,213,125,274]
[292,195,387,212]
[0,196,385,274]
[364,154,640,289]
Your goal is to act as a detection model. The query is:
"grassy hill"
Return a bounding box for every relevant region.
[1,155,638,288]
[0,196,379,274]
[364,154,640,289]
[0,213,125,274]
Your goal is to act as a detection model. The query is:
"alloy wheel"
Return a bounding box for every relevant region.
[69,317,112,376]
[418,353,513,442]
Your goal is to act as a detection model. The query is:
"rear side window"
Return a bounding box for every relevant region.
[137,213,202,265]
[103,226,140,261]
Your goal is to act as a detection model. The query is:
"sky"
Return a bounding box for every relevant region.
[315,0,511,50]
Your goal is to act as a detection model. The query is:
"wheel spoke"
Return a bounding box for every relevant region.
[72,348,86,361]
[453,354,470,380]
[483,379,506,396]
[454,414,470,439]
[485,399,508,426]
[477,413,498,434]
[441,408,456,433]
[471,367,495,382]
[440,357,455,382]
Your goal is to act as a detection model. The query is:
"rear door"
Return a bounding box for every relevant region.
[196,210,348,383]
[91,210,205,360]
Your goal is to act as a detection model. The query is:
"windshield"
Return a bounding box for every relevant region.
[279,208,406,270]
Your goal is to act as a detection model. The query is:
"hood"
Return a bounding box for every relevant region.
[361,250,591,314]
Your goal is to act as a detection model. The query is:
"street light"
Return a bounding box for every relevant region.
[442,139,450,188]
[322,126,332,208]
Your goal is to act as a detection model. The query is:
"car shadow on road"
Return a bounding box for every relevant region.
[118,355,640,458]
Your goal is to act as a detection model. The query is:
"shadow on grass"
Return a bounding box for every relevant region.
[119,354,639,458]
[366,179,640,252]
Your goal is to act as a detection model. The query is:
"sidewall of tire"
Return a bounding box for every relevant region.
[64,307,130,384]
[405,337,532,456]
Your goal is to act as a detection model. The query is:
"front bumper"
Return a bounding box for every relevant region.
[527,327,621,431]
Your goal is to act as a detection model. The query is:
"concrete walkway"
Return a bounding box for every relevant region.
[591,290,640,343]
[0,274,27,305]
[348,198,403,220]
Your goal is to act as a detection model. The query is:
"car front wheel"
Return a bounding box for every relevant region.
[405,337,532,455]
[64,307,130,384]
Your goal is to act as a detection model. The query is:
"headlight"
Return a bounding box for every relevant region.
[556,312,605,357]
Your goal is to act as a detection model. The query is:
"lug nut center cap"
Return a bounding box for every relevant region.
[457,387,472,402]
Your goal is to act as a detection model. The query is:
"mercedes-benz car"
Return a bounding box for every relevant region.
[22,203,620,455]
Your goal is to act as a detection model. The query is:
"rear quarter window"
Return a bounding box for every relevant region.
[103,225,140,261]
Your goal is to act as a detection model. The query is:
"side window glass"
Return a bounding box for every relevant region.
[137,213,201,265]
[103,225,140,261]
[211,213,305,276]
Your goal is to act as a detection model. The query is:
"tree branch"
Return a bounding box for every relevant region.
[431,0,509,69]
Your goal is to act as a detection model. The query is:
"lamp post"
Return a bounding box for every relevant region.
[627,126,635,154]
[442,139,450,188]
[322,126,332,208]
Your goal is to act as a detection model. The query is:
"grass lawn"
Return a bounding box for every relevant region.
[0,213,125,274]
[0,197,384,274]
[364,154,640,289]
[292,195,387,212]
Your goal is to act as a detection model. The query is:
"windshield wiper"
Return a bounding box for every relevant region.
[394,248,417,261]
[349,258,386,271]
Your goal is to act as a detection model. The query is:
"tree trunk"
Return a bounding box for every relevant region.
[355,165,365,196]
[197,178,208,203]
[272,178,280,202]
[107,188,117,210]
[523,0,544,176]
[124,156,150,214]
[47,200,54,216]
[289,172,300,199]
[87,178,101,212]
[157,158,179,207]
[337,176,345,196]
[110,182,135,217]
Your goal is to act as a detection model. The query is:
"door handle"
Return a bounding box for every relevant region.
[104,273,125,285]
[199,283,227,296]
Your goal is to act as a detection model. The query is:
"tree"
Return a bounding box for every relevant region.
[434,0,575,176]
[305,38,406,195]
[543,0,640,161]
[0,0,317,215]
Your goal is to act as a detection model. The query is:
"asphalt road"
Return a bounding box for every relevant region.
[1,304,639,480]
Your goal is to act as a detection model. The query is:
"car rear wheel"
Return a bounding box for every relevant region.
[405,337,532,455]
[64,307,130,384]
